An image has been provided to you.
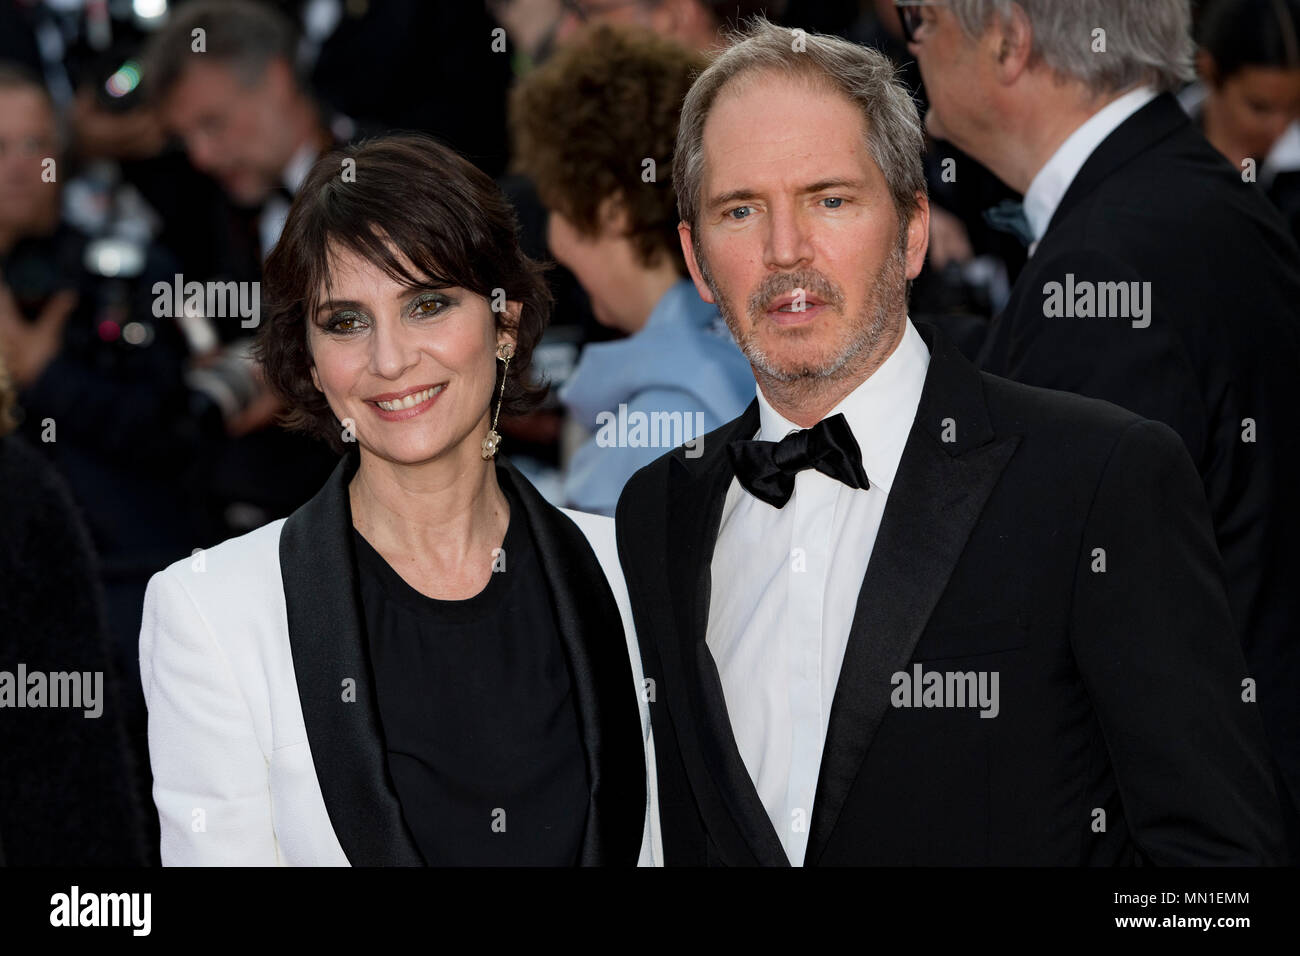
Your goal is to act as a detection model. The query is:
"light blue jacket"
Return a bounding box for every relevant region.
[560,279,755,515]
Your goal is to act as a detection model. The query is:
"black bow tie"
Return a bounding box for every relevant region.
[727,413,870,508]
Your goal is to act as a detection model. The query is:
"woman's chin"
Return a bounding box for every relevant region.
[358,432,476,467]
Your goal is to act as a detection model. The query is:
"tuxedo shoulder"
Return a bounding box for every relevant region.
[979,369,1185,461]
[615,457,668,535]
[149,518,288,606]
[1036,138,1277,260]
[1069,123,1236,208]
[620,413,750,496]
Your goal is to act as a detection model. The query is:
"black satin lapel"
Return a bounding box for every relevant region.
[666,404,792,866]
[804,428,1020,865]
[278,448,424,866]
[497,458,644,866]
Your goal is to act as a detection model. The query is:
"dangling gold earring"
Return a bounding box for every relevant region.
[481,342,514,459]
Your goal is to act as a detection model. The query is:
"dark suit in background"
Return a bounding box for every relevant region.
[617,323,1283,865]
[978,93,1300,856]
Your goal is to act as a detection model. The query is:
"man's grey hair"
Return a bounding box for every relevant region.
[142,0,301,104]
[675,16,927,237]
[950,0,1195,94]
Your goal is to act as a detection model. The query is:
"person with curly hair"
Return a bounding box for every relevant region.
[510,24,755,515]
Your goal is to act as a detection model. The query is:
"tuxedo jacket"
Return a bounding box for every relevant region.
[978,92,1300,847]
[140,449,660,866]
[615,322,1284,865]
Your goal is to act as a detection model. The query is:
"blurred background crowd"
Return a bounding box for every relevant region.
[0,0,1297,866]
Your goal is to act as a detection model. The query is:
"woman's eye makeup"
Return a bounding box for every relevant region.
[317,291,456,334]
[409,291,454,318]
[322,310,366,334]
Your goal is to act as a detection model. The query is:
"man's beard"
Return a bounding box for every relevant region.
[703,236,908,386]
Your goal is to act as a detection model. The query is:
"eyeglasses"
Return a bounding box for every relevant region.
[894,1,949,45]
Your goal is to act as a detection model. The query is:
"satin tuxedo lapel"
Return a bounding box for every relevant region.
[495,458,646,866]
[279,449,644,866]
[803,324,1019,864]
[656,323,1018,866]
[279,448,422,866]
[664,402,792,866]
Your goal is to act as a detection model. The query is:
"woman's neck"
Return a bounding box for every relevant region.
[348,438,510,596]
[620,261,681,335]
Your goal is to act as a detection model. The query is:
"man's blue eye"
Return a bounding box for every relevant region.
[822,197,844,209]
[728,206,753,220]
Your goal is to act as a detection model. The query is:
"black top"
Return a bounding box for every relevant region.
[352,476,589,865]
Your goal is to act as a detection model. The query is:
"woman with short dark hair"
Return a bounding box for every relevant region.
[139,133,660,866]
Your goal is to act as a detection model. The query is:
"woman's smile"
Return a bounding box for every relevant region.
[366,382,447,421]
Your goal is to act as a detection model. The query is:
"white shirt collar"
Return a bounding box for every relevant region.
[1022,85,1159,249]
[753,317,930,496]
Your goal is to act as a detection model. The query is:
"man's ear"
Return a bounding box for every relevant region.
[678,221,716,304]
[905,193,931,280]
[992,3,1034,85]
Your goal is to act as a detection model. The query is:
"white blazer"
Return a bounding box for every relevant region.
[139,452,662,866]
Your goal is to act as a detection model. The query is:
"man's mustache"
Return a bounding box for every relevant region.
[746,270,845,316]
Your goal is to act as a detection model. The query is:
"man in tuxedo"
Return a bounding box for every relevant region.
[906,0,1300,859]
[614,17,1284,865]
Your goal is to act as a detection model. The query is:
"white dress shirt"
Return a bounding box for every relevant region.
[1022,85,1158,256]
[705,317,930,865]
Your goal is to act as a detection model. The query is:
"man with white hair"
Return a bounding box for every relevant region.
[906,0,1300,861]
[615,16,1284,865]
